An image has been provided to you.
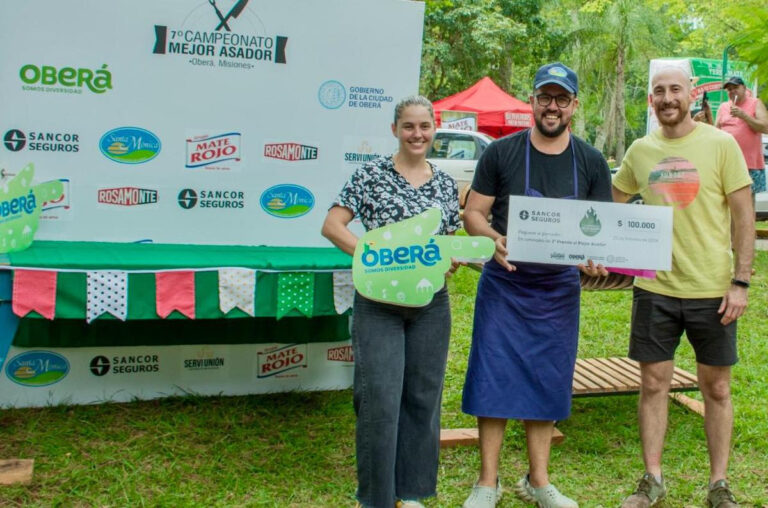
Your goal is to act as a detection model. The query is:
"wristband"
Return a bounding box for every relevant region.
[731,278,750,288]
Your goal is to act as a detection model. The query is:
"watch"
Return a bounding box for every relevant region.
[731,278,750,288]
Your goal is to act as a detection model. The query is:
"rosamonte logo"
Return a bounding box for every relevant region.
[264,142,318,161]
[98,187,158,206]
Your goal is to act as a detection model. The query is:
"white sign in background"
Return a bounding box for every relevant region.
[506,196,673,270]
[0,0,422,246]
[0,342,354,408]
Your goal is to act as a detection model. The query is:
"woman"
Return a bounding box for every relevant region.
[321,95,460,508]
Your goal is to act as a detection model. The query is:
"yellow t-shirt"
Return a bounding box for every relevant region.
[614,123,751,298]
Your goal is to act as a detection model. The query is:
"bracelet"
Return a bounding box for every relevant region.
[731,278,750,288]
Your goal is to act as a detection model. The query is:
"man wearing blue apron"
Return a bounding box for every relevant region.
[461,62,612,508]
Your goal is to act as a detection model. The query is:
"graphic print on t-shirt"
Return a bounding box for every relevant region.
[649,156,700,209]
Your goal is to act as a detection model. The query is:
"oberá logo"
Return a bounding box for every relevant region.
[99,127,161,164]
[19,64,112,94]
[6,351,70,387]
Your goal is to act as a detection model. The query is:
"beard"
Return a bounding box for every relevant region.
[534,113,569,138]
[655,101,688,127]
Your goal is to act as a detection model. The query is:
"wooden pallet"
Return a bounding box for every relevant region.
[573,357,698,397]
[439,357,700,448]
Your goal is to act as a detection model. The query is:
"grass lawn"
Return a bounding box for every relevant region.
[1,252,767,507]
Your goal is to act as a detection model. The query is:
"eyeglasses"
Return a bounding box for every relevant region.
[534,94,573,108]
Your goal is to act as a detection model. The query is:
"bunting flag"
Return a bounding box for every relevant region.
[156,271,196,319]
[12,269,57,319]
[86,271,128,323]
[218,268,256,316]
[276,272,315,319]
[332,271,354,314]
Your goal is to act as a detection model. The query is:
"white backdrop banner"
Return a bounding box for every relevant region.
[0,342,354,408]
[0,0,423,246]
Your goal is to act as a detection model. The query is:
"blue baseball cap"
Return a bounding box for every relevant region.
[534,62,578,95]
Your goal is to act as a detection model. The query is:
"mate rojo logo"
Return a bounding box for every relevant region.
[186,132,241,169]
[98,187,158,206]
[263,142,318,161]
[257,344,307,378]
[152,0,288,68]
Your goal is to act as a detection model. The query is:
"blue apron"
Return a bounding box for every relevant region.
[462,132,581,421]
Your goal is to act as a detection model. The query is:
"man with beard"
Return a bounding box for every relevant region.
[614,67,753,508]
[461,62,612,508]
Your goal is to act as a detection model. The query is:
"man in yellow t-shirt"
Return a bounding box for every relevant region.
[613,67,754,508]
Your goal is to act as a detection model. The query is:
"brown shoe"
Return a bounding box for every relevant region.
[620,473,666,507]
[707,480,738,507]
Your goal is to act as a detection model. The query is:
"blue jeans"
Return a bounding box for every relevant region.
[352,288,451,508]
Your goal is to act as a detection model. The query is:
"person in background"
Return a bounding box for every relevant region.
[716,76,768,197]
[321,95,460,508]
[460,62,612,508]
[614,66,753,508]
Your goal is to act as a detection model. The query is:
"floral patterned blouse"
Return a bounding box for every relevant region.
[332,155,460,234]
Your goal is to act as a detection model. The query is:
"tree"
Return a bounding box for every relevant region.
[549,0,675,162]
[420,0,562,100]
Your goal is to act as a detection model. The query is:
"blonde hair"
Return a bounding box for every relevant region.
[393,95,434,124]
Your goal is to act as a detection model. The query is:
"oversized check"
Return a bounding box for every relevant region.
[506,196,673,270]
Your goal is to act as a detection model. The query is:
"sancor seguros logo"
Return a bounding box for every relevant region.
[260,184,314,218]
[99,127,161,164]
[5,351,70,387]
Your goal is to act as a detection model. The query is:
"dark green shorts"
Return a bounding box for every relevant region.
[629,287,737,366]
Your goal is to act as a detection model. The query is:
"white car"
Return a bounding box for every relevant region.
[756,134,768,221]
[427,128,494,206]
[757,191,768,221]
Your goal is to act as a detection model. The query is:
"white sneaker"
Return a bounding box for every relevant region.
[514,475,578,508]
[462,478,502,508]
[397,501,426,508]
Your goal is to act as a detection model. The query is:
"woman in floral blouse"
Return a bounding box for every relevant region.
[322,95,460,508]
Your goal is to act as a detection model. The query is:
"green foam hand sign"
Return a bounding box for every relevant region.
[352,208,495,307]
[0,163,63,253]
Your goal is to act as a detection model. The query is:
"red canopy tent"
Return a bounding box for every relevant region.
[433,77,533,138]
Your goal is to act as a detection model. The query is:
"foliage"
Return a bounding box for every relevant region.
[420,0,563,100]
[725,0,768,99]
[419,0,767,159]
